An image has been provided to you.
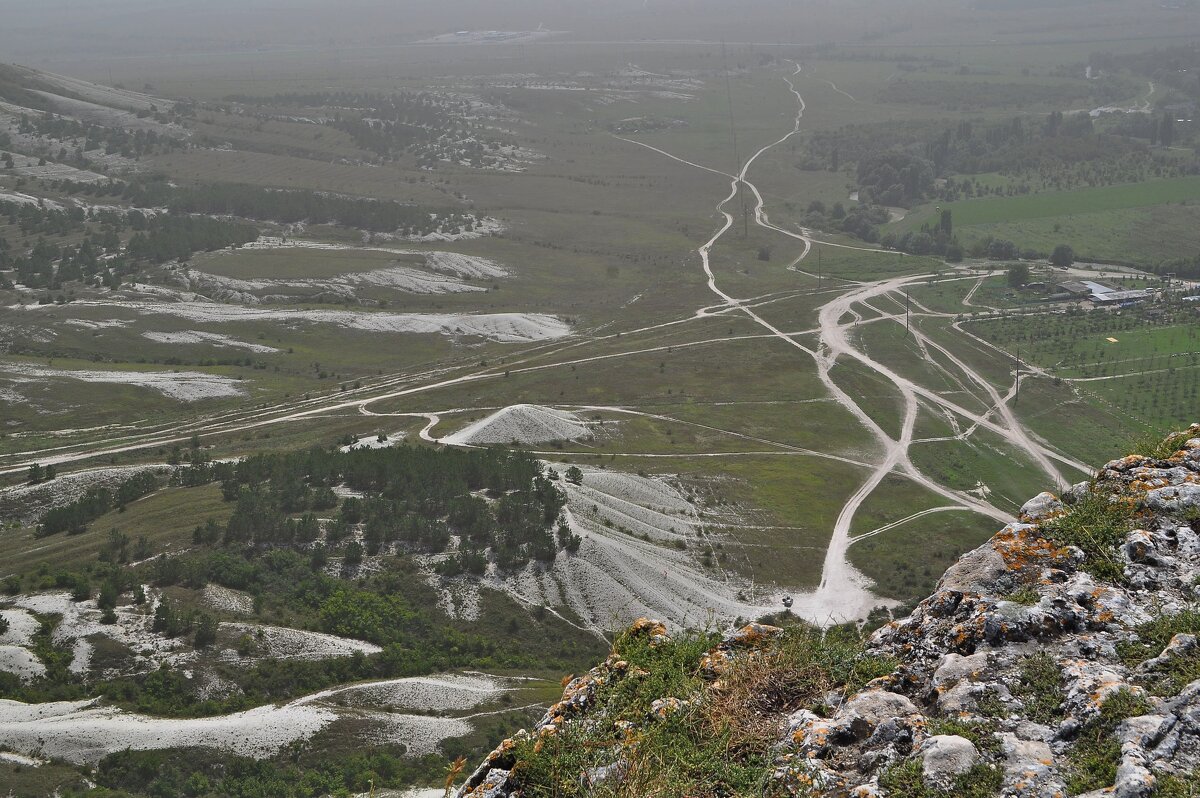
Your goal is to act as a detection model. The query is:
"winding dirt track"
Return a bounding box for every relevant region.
[617,61,1088,623]
[1,63,1093,625]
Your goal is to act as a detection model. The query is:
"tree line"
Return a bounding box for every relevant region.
[144,180,477,236]
[125,214,258,264]
[174,443,576,572]
[36,471,160,537]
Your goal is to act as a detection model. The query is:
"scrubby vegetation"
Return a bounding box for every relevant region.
[2,443,603,721]
[124,213,258,264]
[1012,652,1065,725]
[1042,488,1136,583]
[16,110,183,159]
[1118,607,1200,696]
[224,90,520,169]
[1063,690,1152,795]
[508,624,895,798]
[36,471,160,537]
[805,112,1197,209]
[80,747,445,798]
[150,180,480,235]
[878,758,1003,798]
[0,549,603,717]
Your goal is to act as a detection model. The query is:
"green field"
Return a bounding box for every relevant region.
[905,177,1200,229]
[1,484,232,579]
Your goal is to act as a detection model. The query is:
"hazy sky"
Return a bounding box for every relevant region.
[0,0,1178,75]
[0,1,925,60]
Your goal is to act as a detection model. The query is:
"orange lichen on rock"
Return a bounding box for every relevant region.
[992,524,1071,575]
[699,649,733,678]
[723,622,783,649]
[628,617,669,640]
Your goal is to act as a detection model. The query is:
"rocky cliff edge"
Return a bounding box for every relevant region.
[457,427,1200,798]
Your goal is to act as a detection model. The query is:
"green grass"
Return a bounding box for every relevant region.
[1117,607,1200,696]
[898,177,1200,267]
[1,484,231,581]
[969,308,1200,382]
[1041,488,1136,583]
[707,456,865,587]
[959,204,1200,268]
[1011,376,1147,469]
[827,360,905,440]
[1063,690,1152,796]
[848,510,1000,602]
[925,717,1002,757]
[1012,652,1064,726]
[906,177,1200,229]
[854,319,990,416]
[1154,773,1200,798]
[849,474,957,537]
[878,758,1004,798]
[508,624,894,798]
[908,432,1054,514]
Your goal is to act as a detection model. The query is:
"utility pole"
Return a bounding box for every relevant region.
[905,291,911,335]
[817,247,822,290]
[1014,346,1021,404]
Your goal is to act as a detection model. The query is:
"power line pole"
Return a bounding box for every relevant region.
[817,247,822,290]
[1014,346,1021,404]
[905,291,911,335]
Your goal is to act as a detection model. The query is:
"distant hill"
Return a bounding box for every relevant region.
[0,63,170,115]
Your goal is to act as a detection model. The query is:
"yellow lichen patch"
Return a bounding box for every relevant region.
[699,649,733,678]
[628,617,669,640]
[725,622,784,649]
[993,524,1072,575]
[487,734,523,764]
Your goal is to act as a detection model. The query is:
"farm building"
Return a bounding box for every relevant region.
[1058,280,1107,297]
[1091,289,1152,307]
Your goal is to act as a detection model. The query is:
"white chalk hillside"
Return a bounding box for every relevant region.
[442,405,591,445]
[0,672,513,765]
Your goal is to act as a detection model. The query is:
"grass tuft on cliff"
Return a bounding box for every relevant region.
[1042,488,1136,583]
[508,624,894,798]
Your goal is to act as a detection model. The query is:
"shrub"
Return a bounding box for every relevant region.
[1131,429,1193,460]
[1042,488,1134,583]
[510,624,896,798]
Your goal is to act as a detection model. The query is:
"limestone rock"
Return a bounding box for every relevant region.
[456,429,1200,798]
[919,734,978,789]
[1019,492,1064,523]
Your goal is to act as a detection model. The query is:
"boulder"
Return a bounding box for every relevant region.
[919,734,979,789]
